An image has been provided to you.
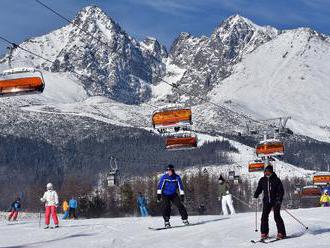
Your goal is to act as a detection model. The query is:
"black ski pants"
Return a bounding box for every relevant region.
[69,207,77,219]
[261,202,286,235]
[162,194,188,222]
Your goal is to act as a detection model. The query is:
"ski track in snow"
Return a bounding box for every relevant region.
[0,208,329,248]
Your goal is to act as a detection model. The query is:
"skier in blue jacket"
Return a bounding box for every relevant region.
[69,197,78,219]
[137,192,148,217]
[157,164,189,228]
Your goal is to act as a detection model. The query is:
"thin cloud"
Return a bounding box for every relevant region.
[124,0,201,16]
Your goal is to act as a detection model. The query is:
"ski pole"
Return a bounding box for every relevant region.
[283,207,308,230]
[231,194,254,209]
[255,198,258,232]
[39,208,41,228]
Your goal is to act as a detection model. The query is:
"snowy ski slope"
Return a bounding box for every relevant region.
[0,208,329,248]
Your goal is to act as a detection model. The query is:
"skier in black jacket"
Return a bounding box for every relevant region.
[254,165,286,240]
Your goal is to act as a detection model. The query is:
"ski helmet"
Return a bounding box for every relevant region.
[46,183,53,190]
[167,164,175,173]
[264,165,274,173]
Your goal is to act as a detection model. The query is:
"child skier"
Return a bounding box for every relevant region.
[320,190,330,207]
[8,198,21,221]
[157,164,189,228]
[62,200,69,219]
[69,197,78,219]
[40,183,59,229]
[218,175,235,215]
[254,165,286,240]
[137,192,148,217]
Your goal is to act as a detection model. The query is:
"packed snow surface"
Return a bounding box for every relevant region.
[0,208,329,248]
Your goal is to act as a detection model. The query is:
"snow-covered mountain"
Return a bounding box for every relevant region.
[207,27,330,142]
[0,6,330,176]
[1,6,167,104]
[168,15,279,102]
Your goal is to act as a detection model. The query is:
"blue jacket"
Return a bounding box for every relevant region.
[137,196,146,207]
[69,199,78,209]
[11,201,21,211]
[157,173,185,196]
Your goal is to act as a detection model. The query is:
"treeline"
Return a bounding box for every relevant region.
[0,131,237,210]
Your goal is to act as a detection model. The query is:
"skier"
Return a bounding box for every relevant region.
[320,190,330,207]
[218,175,235,215]
[40,183,59,229]
[62,200,69,220]
[254,165,286,240]
[137,192,148,217]
[157,164,189,228]
[69,196,78,219]
[8,197,21,221]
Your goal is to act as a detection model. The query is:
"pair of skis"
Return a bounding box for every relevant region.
[148,223,196,231]
[251,235,295,244]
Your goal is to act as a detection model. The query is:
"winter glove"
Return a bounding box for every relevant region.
[180,195,185,203]
[157,194,161,203]
[218,196,222,201]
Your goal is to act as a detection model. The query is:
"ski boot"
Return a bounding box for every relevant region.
[276,233,286,240]
[54,225,59,229]
[164,221,171,229]
[44,225,50,229]
[183,219,190,226]
[260,233,269,241]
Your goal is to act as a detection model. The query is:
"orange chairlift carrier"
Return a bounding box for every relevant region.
[248,160,266,172]
[256,138,284,157]
[152,107,192,129]
[313,172,330,186]
[301,185,321,197]
[0,68,45,96]
[165,132,197,150]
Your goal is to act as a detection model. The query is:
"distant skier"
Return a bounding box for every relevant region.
[320,190,330,207]
[62,200,69,220]
[218,175,235,215]
[8,197,21,221]
[157,164,189,228]
[137,192,148,217]
[254,165,286,240]
[40,183,59,229]
[69,197,78,219]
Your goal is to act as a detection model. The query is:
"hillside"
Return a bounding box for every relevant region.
[0,5,329,188]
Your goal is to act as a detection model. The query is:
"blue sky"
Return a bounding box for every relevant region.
[0,0,330,55]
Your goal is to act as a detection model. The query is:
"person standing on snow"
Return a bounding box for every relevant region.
[157,164,189,228]
[69,197,78,219]
[320,190,330,207]
[8,197,21,221]
[40,183,59,229]
[62,200,69,220]
[137,192,148,217]
[218,175,235,215]
[254,165,286,240]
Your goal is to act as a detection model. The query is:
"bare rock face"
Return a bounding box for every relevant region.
[169,15,279,103]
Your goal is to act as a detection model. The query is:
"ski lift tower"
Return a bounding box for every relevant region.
[106,157,119,187]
